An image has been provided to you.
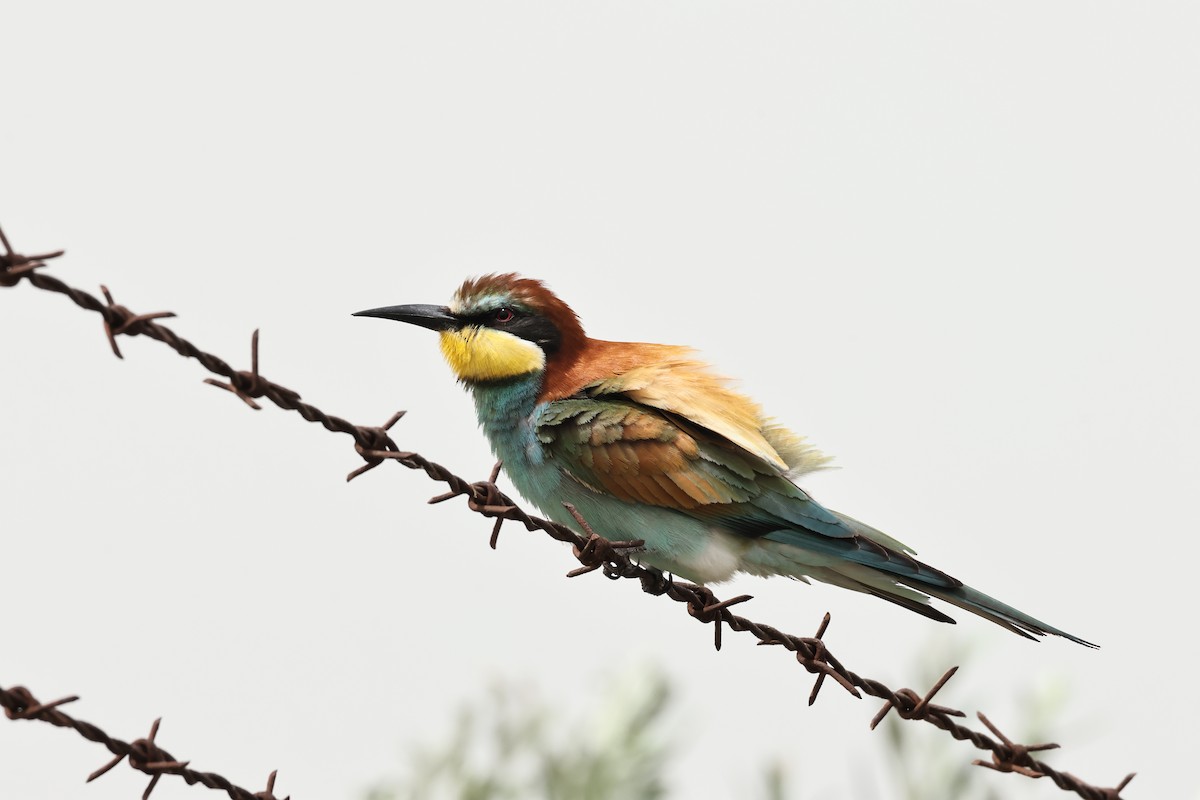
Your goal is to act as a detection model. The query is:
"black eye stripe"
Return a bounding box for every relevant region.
[467,307,561,355]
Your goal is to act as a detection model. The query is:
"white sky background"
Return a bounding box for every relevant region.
[3,2,1198,799]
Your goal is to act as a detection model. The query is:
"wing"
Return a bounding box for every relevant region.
[535,394,956,589]
[536,395,843,534]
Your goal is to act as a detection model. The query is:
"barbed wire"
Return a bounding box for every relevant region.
[0,687,285,800]
[1,225,1135,800]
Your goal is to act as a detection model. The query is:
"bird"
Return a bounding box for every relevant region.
[355,274,1094,646]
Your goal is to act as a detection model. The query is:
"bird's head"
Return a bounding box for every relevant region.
[354,273,586,384]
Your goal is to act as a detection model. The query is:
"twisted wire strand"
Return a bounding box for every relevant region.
[0,686,285,800]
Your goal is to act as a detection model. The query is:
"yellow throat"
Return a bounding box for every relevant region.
[438,326,546,382]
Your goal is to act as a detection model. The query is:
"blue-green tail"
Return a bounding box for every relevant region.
[909,580,1098,648]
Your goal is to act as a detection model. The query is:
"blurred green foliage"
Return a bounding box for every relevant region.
[367,668,673,800]
[368,641,1071,800]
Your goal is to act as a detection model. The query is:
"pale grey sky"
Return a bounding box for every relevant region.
[3,2,1198,799]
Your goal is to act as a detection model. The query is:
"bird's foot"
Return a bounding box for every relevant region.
[635,565,671,596]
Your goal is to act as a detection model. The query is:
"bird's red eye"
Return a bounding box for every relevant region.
[495,307,515,323]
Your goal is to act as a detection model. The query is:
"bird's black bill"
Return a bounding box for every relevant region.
[352,304,459,331]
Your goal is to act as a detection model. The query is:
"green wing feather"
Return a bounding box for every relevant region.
[536,392,958,588]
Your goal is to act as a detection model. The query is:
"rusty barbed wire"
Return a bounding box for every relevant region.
[1,225,1134,800]
[0,685,287,800]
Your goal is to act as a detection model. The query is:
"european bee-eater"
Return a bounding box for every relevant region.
[356,274,1093,646]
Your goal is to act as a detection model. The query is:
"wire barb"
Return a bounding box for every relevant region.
[2,691,80,719]
[254,770,290,800]
[969,711,1060,779]
[0,223,64,286]
[205,329,268,408]
[347,411,409,481]
[805,614,831,705]
[99,284,178,359]
[870,666,964,730]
